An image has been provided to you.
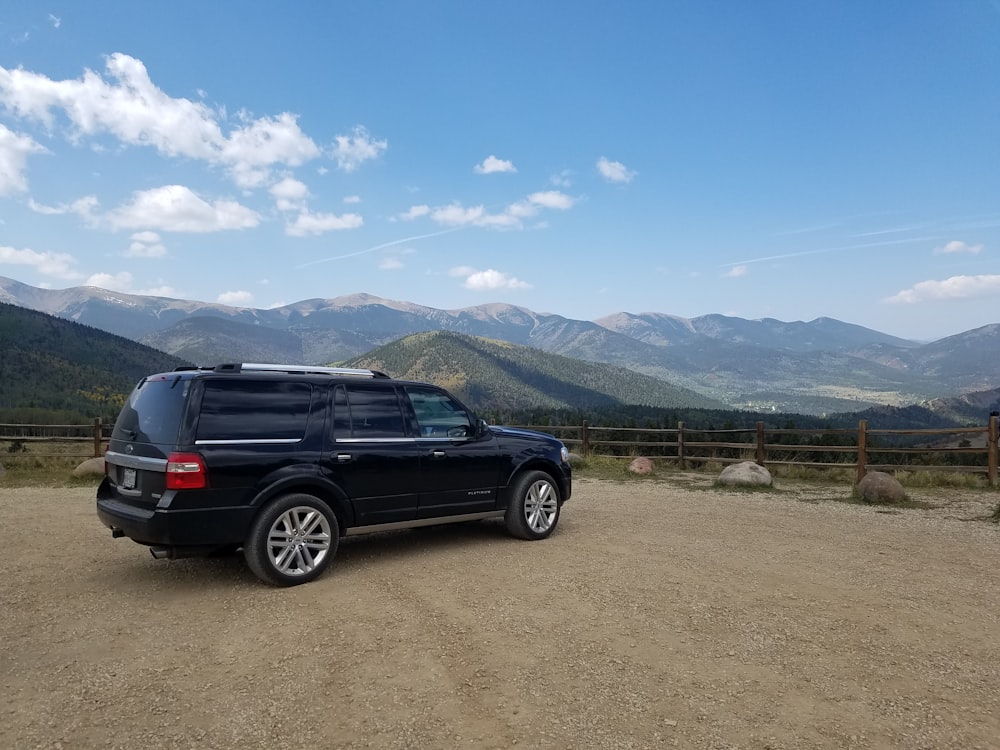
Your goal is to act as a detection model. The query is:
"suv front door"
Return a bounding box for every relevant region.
[404,385,502,518]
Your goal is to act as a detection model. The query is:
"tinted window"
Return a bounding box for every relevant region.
[197,380,313,441]
[333,385,406,439]
[406,386,473,438]
[113,375,190,445]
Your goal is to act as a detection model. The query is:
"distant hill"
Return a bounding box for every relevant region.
[919,386,1000,426]
[342,331,727,411]
[3,275,999,414]
[140,316,305,365]
[0,303,188,418]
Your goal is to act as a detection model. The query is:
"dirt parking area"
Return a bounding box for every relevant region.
[2,477,999,750]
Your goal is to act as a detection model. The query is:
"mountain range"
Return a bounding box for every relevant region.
[2,275,997,415]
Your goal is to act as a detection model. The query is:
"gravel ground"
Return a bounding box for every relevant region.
[2,477,999,750]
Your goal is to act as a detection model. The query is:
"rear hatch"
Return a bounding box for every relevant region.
[104,373,192,506]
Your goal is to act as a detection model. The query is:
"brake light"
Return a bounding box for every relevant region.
[165,452,207,490]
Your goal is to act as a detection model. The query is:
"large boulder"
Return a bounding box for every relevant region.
[628,457,655,475]
[718,461,772,487]
[856,471,906,504]
[73,457,106,477]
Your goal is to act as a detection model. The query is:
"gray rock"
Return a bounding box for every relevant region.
[857,471,907,504]
[718,461,772,487]
[73,457,106,477]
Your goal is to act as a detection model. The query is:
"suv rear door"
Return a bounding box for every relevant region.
[329,383,421,526]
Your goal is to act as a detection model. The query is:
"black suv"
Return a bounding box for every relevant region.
[97,363,572,586]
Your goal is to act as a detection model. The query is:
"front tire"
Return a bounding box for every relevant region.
[245,493,340,586]
[504,470,561,540]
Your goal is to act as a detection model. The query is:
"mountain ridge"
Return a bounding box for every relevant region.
[2,275,997,415]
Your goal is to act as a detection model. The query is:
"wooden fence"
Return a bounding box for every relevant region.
[2,416,998,487]
[518,416,1000,488]
[0,419,107,460]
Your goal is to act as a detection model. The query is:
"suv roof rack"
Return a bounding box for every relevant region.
[212,362,390,378]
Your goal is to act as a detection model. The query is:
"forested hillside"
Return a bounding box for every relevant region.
[0,303,188,419]
[343,330,726,411]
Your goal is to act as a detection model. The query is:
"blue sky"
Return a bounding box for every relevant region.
[0,1,998,341]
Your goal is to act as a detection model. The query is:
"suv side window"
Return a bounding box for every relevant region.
[405,385,474,438]
[333,384,407,439]
[196,380,313,442]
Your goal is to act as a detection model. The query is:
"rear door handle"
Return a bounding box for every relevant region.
[429,450,446,460]
[336,453,353,463]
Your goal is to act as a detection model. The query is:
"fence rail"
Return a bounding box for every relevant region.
[1,416,998,487]
[515,416,1000,488]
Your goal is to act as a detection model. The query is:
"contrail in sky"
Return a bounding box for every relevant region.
[294,228,461,269]
[721,236,942,268]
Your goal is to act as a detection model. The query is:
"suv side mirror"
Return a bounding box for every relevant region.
[477,418,490,438]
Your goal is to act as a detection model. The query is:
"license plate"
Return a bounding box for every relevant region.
[121,467,137,490]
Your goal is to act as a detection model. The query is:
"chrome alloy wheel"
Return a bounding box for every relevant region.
[523,480,558,533]
[266,506,333,576]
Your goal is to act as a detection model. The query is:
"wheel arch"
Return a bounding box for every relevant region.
[500,460,566,509]
[250,476,355,535]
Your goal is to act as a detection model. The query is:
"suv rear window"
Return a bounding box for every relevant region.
[196,380,313,442]
[113,374,190,445]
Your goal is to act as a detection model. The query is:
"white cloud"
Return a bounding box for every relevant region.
[474,155,517,174]
[527,190,575,210]
[28,195,98,220]
[48,14,61,28]
[934,240,984,255]
[398,204,430,221]
[270,176,309,211]
[105,185,261,232]
[124,231,166,258]
[432,203,487,226]
[217,290,253,306]
[725,265,748,278]
[285,209,363,237]
[343,195,361,204]
[597,156,636,183]
[550,170,573,188]
[429,191,575,230]
[85,271,134,290]
[137,285,179,297]
[885,274,1000,303]
[81,270,178,297]
[449,265,531,290]
[0,245,79,279]
[0,54,325,188]
[0,124,46,195]
[331,125,387,172]
[379,257,404,270]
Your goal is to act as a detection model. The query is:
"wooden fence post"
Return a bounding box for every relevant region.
[677,421,686,469]
[856,419,868,484]
[581,421,590,457]
[93,417,103,458]
[756,421,766,465]
[988,413,998,489]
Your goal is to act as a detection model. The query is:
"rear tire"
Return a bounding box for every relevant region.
[504,470,561,540]
[245,493,339,586]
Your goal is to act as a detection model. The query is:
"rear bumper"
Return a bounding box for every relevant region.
[96,482,254,548]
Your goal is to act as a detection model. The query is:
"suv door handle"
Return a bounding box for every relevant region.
[336,453,353,463]
[429,450,447,460]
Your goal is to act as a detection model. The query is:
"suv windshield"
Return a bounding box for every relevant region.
[112,374,189,445]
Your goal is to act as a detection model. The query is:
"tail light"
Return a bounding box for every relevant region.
[165,452,207,490]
